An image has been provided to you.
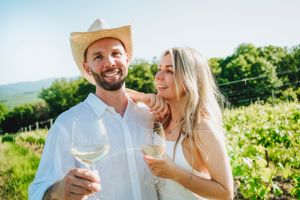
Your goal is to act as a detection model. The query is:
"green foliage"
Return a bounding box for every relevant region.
[126,59,156,93]
[1,103,299,199]
[18,129,47,147]
[224,102,300,199]
[218,44,283,106]
[1,101,50,133]
[74,78,95,104]
[39,77,94,119]
[1,133,15,143]
[0,142,40,199]
[279,87,299,102]
[208,57,223,78]
[0,103,9,134]
[277,44,300,86]
[0,103,8,121]
[39,78,79,117]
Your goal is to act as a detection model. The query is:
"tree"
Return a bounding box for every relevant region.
[39,78,79,118]
[278,45,300,85]
[126,59,156,93]
[73,78,94,105]
[208,57,225,83]
[1,101,50,133]
[0,103,9,134]
[218,43,282,105]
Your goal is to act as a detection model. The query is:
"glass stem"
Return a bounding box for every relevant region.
[90,162,95,171]
[88,162,98,200]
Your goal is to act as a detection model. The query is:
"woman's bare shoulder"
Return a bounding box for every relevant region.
[195,117,224,144]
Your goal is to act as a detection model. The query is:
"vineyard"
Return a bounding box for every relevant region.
[224,102,300,199]
[0,102,299,199]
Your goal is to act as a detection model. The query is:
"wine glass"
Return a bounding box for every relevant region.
[71,118,110,199]
[142,121,166,187]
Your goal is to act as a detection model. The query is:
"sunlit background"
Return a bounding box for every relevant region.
[0,0,299,85]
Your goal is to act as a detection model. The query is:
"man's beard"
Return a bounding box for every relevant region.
[90,68,125,91]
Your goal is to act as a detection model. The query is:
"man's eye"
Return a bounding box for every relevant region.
[112,52,122,56]
[94,55,103,60]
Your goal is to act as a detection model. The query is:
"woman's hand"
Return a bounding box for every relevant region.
[126,88,169,119]
[144,154,179,180]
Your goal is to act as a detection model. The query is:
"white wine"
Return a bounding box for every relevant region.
[142,145,166,159]
[71,144,109,164]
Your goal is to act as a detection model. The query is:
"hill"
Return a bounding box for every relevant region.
[0,77,78,108]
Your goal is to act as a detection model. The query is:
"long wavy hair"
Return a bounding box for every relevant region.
[161,47,225,164]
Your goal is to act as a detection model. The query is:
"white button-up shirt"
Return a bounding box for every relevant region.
[29,93,158,200]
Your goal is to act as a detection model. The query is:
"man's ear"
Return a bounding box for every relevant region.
[83,63,92,75]
[126,53,129,63]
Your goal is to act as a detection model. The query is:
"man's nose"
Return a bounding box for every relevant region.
[104,56,116,68]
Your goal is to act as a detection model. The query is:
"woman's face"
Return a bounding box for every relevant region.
[155,53,185,100]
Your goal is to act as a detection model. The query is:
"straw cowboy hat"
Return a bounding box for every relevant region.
[70,18,133,85]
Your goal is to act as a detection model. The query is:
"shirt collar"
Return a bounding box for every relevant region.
[85,93,136,118]
[85,93,108,118]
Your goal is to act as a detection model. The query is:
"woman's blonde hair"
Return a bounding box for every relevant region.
[161,47,225,163]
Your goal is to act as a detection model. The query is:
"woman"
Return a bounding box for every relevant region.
[127,47,234,199]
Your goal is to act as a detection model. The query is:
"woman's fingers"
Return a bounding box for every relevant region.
[148,94,157,108]
[159,103,169,118]
[128,92,169,120]
[144,156,166,176]
[150,96,168,114]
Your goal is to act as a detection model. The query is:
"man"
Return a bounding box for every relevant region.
[29,18,161,200]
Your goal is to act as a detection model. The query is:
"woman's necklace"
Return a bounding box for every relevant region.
[167,120,181,135]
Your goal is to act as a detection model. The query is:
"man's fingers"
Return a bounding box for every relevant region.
[72,178,100,193]
[67,192,88,200]
[67,169,101,193]
[71,178,100,193]
[69,184,90,195]
[71,168,100,183]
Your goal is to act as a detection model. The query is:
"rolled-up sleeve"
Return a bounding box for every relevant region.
[28,120,75,200]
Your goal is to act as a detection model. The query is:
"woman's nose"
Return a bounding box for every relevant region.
[155,71,163,80]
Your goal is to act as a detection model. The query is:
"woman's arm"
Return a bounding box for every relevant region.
[145,120,234,199]
[126,88,169,117]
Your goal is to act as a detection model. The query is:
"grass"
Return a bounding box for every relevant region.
[0,141,40,199]
[0,102,299,199]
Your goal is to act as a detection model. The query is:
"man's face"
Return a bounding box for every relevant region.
[84,38,129,91]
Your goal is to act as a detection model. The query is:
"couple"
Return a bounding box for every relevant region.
[29,18,233,200]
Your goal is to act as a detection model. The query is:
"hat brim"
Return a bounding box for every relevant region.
[70,25,132,85]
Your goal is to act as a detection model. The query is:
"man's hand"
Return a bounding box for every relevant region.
[43,168,101,200]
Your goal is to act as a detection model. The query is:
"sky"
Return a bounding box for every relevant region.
[0,0,299,85]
